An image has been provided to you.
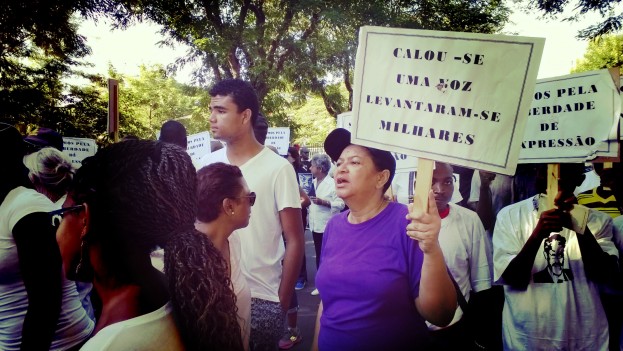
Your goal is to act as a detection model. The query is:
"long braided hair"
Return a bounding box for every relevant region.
[68,140,243,351]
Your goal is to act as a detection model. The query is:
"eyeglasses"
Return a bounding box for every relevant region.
[48,205,84,228]
[235,192,256,206]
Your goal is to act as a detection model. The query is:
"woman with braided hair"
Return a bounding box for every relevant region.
[55,140,243,350]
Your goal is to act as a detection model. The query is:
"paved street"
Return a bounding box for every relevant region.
[284,228,320,351]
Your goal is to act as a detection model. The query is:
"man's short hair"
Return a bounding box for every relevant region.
[253,113,269,145]
[159,120,188,149]
[210,79,259,125]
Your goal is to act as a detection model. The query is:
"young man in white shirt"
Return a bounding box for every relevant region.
[424,163,493,350]
[198,79,304,351]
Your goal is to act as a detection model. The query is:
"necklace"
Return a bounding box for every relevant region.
[348,198,388,224]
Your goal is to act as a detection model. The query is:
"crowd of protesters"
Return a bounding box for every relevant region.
[1,77,622,351]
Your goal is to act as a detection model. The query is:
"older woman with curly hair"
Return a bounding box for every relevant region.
[55,140,243,350]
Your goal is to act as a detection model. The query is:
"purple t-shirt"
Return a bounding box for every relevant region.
[316,202,429,351]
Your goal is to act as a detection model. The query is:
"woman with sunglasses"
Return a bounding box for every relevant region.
[0,124,93,350]
[196,162,255,350]
[56,140,243,350]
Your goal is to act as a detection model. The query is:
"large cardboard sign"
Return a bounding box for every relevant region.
[187,131,211,164]
[63,137,97,168]
[519,69,620,163]
[336,112,353,130]
[351,26,544,175]
[335,111,418,171]
[266,127,290,155]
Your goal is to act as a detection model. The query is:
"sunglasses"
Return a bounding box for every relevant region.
[235,192,256,206]
[48,205,84,228]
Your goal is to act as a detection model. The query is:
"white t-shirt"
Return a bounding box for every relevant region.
[308,176,344,233]
[493,195,616,351]
[80,303,183,351]
[428,203,492,330]
[200,147,301,302]
[468,171,514,218]
[0,187,94,350]
[229,233,251,351]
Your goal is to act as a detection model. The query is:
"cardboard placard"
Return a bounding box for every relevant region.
[351,26,544,175]
[519,69,620,163]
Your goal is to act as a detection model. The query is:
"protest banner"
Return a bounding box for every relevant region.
[336,111,419,171]
[350,26,543,210]
[298,173,314,195]
[186,131,211,164]
[266,127,290,155]
[519,69,620,163]
[63,137,97,168]
[336,112,353,130]
[351,26,544,182]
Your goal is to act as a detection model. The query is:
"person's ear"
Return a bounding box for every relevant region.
[376,169,390,190]
[222,198,235,215]
[241,108,252,125]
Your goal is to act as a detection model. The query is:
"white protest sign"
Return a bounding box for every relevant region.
[186,131,211,163]
[266,127,290,155]
[63,137,97,168]
[518,69,620,163]
[336,112,353,130]
[334,111,418,171]
[351,26,544,175]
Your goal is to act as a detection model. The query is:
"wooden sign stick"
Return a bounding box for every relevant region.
[412,158,434,212]
[547,163,560,209]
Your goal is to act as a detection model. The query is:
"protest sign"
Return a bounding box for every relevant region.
[63,137,97,168]
[298,173,314,196]
[351,26,544,176]
[336,111,418,171]
[336,112,353,130]
[187,131,211,164]
[266,127,290,155]
[519,69,620,163]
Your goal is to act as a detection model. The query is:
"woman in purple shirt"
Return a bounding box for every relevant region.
[312,129,456,351]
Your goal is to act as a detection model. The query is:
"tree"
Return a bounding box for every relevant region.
[0,0,107,127]
[517,0,623,39]
[106,0,510,121]
[571,34,623,72]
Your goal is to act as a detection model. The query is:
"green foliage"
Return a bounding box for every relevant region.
[518,0,623,39]
[105,0,510,122]
[571,35,623,72]
[0,0,105,128]
[289,94,336,145]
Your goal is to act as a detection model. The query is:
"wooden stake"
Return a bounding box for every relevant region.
[412,158,434,212]
[547,164,559,209]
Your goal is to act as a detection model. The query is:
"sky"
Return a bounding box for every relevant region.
[75,4,614,84]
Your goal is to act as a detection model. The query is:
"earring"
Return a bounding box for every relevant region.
[231,211,235,215]
[72,239,93,282]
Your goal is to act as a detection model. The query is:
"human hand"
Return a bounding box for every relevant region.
[406,190,441,254]
[479,171,496,187]
[535,208,571,239]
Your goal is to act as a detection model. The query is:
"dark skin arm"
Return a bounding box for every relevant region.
[475,172,496,231]
[501,208,566,289]
[577,225,619,283]
[13,212,63,350]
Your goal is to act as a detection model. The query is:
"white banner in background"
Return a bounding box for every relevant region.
[351,26,544,175]
[519,69,620,163]
[187,131,211,164]
[266,127,290,155]
[63,138,97,168]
